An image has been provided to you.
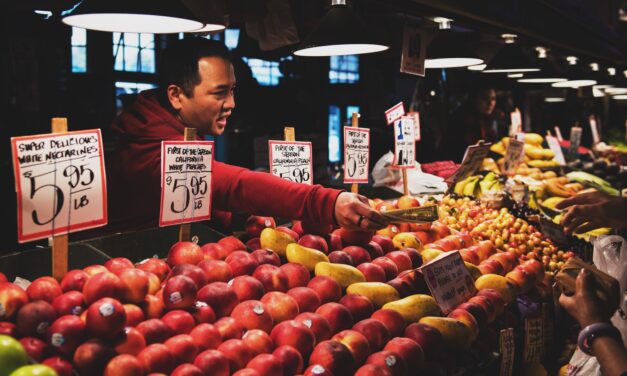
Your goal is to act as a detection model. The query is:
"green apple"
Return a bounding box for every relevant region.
[0,335,28,376]
[9,365,57,376]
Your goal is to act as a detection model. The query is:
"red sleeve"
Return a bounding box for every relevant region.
[211,161,342,225]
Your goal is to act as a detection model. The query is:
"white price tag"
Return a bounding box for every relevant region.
[589,115,600,145]
[504,139,524,174]
[420,251,476,314]
[554,126,564,141]
[445,143,490,184]
[159,141,213,227]
[343,127,369,184]
[269,141,313,185]
[509,109,522,136]
[400,26,426,77]
[568,127,582,160]
[392,116,416,168]
[408,112,421,141]
[11,130,107,243]
[385,102,405,125]
[546,136,565,165]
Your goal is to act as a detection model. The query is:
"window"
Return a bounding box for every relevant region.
[71,27,87,73]
[243,58,283,86]
[346,105,360,122]
[329,55,359,84]
[113,33,155,73]
[328,106,341,163]
[224,29,240,50]
[115,81,157,111]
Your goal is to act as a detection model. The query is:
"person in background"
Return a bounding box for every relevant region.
[442,84,502,162]
[106,37,386,233]
[555,191,627,234]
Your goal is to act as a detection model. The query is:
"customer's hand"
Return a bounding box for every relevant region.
[555,191,627,233]
[559,269,611,328]
[334,192,388,230]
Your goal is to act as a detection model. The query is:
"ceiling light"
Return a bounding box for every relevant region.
[293,0,388,57]
[467,64,486,71]
[516,60,566,83]
[62,0,204,33]
[508,73,524,78]
[535,46,548,58]
[590,62,600,71]
[552,79,597,88]
[566,56,578,65]
[519,77,567,83]
[545,97,566,102]
[612,95,627,100]
[594,85,614,89]
[189,24,226,33]
[607,67,616,76]
[34,10,53,19]
[501,33,517,44]
[433,17,452,30]
[605,88,627,94]
[425,31,483,69]
[482,43,539,73]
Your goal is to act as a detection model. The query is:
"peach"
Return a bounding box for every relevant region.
[385,251,413,272]
[215,316,246,340]
[366,351,407,376]
[261,292,299,323]
[414,231,436,246]
[371,309,406,338]
[245,215,276,238]
[46,315,86,356]
[191,301,217,324]
[145,272,161,295]
[141,294,164,319]
[218,236,248,254]
[123,304,145,327]
[167,242,203,266]
[404,323,442,357]
[226,251,260,277]
[229,275,265,301]
[197,282,239,317]
[135,258,170,282]
[190,323,222,351]
[104,354,143,376]
[26,276,62,303]
[384,337,424,370]
[136,319,171,345]
[161,310,195,336]
[247,354,283,376]
[104,257,134,275]
[459,248,480,265]
[476,289,505,315]
[468,295,498,323]
[170,264,208,289]
[83,264,108,277]
[251,249,281,267]
[430,221,451,239]
[270,320,316,355]
[327,251,354,265]
[82,272,124,305]
[478,259,505,276]
[200,243,229,261]
[397,195,420,209]
[475,240,497,261]
[118,269,150,304]
[273,345,303,376]
[197,260,233,283]
[280,263,311,289]
[242,329,274,355]
[218,339,253,373]
[307,276,342,303]
[163,275,197,310]
[60,270,90,292]
[73,339,116,375]
[253,265,289,293]
[194,349,230,376]
[295,312,332,343]
[113,327,146,355]
[287,287,321,313]
[86,297,126,339]
[370,235,395,254]
[339,294,374,322]
[505,266,535,293]
[171,364,204,376]
[299,234,329,254]
[164,334,199,364]
[331,329,371,365]
[137,343,176,374]
[489,252,517,273]
[376,225,400,241]
[372,257,398,280]
[364,241,384,259]
[355,364,392,376]
[456,301,488,328]
[447,308,479,337]
[343,246,371,265]
[276,226,300,242]
[315,302,354,334]
[352,318,390,352]
[309,340,353,375]
[357,263,387,283]
[231,300,274,333]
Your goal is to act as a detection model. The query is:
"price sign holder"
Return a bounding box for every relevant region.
[445,141,490,186]
[51,119,68,280]
[344,112,369,193]
[269,127,313,185]
[554,126,564,142]
[419,251,476,314]
[589,114,601,145]
[178,127,196,242]
[545,135,565,165]
[284,127,295,142]
[499,328,515,376]
[568,126,582,161]
[504,138,524,175]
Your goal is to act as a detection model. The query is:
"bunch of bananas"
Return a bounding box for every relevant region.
[490,134,559,169]
[544,177,584,197]
[453,172,502,197]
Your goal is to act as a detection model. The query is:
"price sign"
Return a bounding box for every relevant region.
[499,328,515,376]
[445,142,490,184]
[504,139,524,174]
[11,129,107,243]
[400,26,426,77]
[419,251,476,314]
[160,141,213,227]
[392,116,416,168]
[589,115,601,145]
[523,317,544,363]
[385,102,405,125]
[343,127,369,184]
[269,141,313,185]
[568,126,582,160]
[408,111,421,141]
[546,136,565,165]
[509,109,522,136]
[554,126,564,141]
[540,217,569,246]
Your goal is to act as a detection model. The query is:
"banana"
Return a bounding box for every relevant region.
[528,160,559,168]
[454,178,469,195]
[524,133,544,146]
[545,180,576,198]
[541,197,565,210]
[490,142,505,155]
[566,171,619,196]
[463,176,480,196]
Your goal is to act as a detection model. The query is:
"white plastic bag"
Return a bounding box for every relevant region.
[371,151,448,194]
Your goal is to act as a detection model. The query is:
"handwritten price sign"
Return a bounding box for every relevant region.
[11,130,107,243]
[160,141,213,227]
[445,142,490,184]
[420,251,476,314]
[546,136,565,165]
[269,141,313,185]
[392,116,416,168]
[344,127,369,184]
[504,139,524,174]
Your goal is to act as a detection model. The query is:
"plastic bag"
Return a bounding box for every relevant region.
[371,151,448,194]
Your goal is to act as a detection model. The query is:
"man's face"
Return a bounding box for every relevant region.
[475,89,496,116]
[177,57,236,136]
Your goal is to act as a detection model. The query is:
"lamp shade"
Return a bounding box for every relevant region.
[293,1,388,57]
[425,32,483,69]
[517,60,566,84]
[62,0,205,33]
[482,43,539,73]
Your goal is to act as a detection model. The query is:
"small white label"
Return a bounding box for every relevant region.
[195,301,208,308]
[302,319,313,328]
[36,322,49,334]
[385,355,397,367]
[252,304,265,315]
[312,365,326,375]
[169,292,183,304]
[264,219,272,227]
[99,302,115,317]
[227,279,234,287]
[51,333,64,347]
[385,102,406,125]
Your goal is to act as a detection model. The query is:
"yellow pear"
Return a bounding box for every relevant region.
[346,282,400,308]
[382,294,440,323]
[419,316,474,349]
[420,249,444,263]
[259,228,296,257]
[474,274,520,304]
[314,262,365,288]
[286,243,329,272]
[392,232,423,250]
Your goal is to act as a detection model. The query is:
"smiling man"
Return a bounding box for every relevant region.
[107,37,385,233]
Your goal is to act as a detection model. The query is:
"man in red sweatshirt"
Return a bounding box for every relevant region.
[106,37,385,233]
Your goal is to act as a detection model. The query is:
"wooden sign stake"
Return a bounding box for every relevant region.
[178,127,197,242]
[51,118,68,281]
[350,113,360,194]
[402,169,409,196]
[284,127,295,142]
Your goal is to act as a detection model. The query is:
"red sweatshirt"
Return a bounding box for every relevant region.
[106,89,341,232]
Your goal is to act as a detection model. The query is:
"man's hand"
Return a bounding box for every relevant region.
[559,269,610,328]
[555,191,627,234]
[334,192,388,230]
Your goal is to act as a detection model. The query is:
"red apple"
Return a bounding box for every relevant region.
[520,259,545,283]
[197,260,233,283]
[200,243,229,261]
[163,275,197,310]
[279,263,311,289]
[366,351,407,376]
[189,301,215,325]
[270,320,316,355]
[505,267,535,292]
[371,309,406,338]
[42,356,73,376]
[414,231,435,247]
[404,323,442,357]
[47,315,86,355]
[73,339,116,375]
[355,364,392,376]
[104,257,134,275]
[189,323,222,351]
[372,257,398,280]
[304,364,334,376]
[104,354,144,376]
[251,249,281,267]
[171,363,205,376]
[295,312,332,343]
[476,289,506,315]
[339,294,374,322]
[357,263,387,283]
[384,337,423,370]
[475,240,497,261]
[231,300,274,333]
[141,294,164,319]
[20,336,50,361]
[352,318,390,352]
[60,270,90,292]
[162,309,195,335]
[276,226,300,242]
[253,265,289,293]
[121,305,143,328]
[468,295,498,323]
[215,316,246,340]
[167,242,203,266]
[194,349,230,376]
[315,302,354,334]
[136,318,172,345]
[16,300,57,337]
[218,339,253,373]
[478,259,505,276]
[0,272,7,283]
[165,334,199,364]
[371,235,395,254]
[309,340,353,375]
[287,287,321,313]
[430,221,451,239]
[26,277,62,303]
[302,221,335,236]
[118,268,150,304]
[459,249,480,265]
[246,237,261,250]
[218,236,248,254]
[363,241,384,260]
[145,274,161,296]
[261,292,299,324]
[246,215,276,238]
[384,251,413,273]
[327,233,343,252]
[489,252,517,273]
[273,345,303,376]
[137,343,176,374]
[331,329,371,365]
[307,276,341,303]
[396,269,428,294]
[343,246,371,265]
[247,353,284,376]
[226,251,260,278]
[114,326,146,355]
[327,251,353,265]
[229,276,265,301]
[83,264,108,277]
[170,264,208,289]
[337,228,374,246]
[82,272,124,305]
[197,282,239,317]
[0,321,17,336]
[298,235,329,254]
[86,297,126,339]
[242,329,274,355]
[136,258,170,282]
[447,308,479,337]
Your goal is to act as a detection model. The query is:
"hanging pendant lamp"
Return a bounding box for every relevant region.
[482,35,539,74]
[425,31,483,69]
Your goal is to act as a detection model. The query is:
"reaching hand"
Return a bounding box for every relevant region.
[559,269,611,328]
[555,191,627,234]
[334,192,388,230]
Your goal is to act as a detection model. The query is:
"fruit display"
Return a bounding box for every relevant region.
[490,134,559,169]
[453,172,504,198]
